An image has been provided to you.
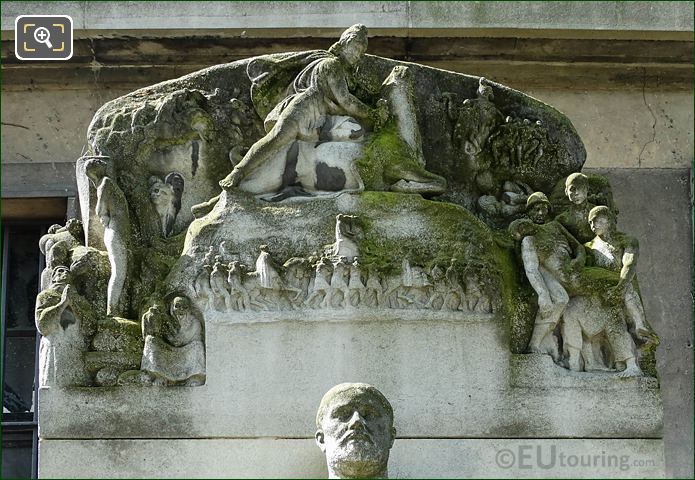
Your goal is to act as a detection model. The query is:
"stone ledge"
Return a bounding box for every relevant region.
[38,438,666,478]
[2,2,693,40]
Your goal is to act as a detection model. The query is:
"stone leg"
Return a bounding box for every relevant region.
[562,314,584,372]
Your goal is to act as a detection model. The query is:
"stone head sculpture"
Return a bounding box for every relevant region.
[84,157,109,185]
[526,191,551,224]
[51,265,71,286]
[316,383,396,479]
[564,172,589,205]
[588,205,616,237]
[328,24,368,66]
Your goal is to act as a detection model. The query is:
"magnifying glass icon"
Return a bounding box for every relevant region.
[33,27,53,49]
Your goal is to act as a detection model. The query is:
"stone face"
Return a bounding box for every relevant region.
[316,383,396,479]
[33,23,669,478]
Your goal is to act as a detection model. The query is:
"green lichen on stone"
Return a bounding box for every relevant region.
[639,341,659,379]
[492,233,536,353]
[355,121,441,192]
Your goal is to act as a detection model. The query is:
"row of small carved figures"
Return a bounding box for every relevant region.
[193,255,495,314]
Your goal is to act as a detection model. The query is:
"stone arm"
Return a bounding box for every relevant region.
[520,237,553,315]
[616,235,640,289]
[325,61,373,124]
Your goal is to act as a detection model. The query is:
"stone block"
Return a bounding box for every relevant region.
[38,438,665,478]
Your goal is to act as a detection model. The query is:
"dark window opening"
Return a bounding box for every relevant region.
[2,220,63,479]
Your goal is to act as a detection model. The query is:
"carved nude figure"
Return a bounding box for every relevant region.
[316,383,396,479]
[84,157,131,317]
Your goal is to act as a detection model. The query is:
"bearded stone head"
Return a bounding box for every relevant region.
[316,383,396,479]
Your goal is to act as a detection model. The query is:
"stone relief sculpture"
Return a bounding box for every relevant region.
[38,24,659,390]
[509,183,659,376]
[187,213,495,316]
[316,383,396,479]
[218,24,384,194]
[140,296,205,386]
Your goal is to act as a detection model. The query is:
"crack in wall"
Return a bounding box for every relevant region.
[637,67,658,168]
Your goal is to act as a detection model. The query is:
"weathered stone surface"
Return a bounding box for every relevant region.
[38,438,665,478]
[38,319,662,439]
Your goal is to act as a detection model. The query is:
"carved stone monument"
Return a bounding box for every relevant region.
[36,24,664,478]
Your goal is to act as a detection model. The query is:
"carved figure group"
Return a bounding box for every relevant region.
[510,174,658,376]
[193,246,493,315]
[140,296,205,386]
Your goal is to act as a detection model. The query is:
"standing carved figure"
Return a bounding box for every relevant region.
[509,200,585,361]
[209,257,232,312]
[348,258,366,307]
[84,157,131,317]
[307,258,333,309]
[329,256,351,307]
[227,261,251,311]
[35,266,93,387]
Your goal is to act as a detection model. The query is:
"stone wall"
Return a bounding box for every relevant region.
[1,1,692,478]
